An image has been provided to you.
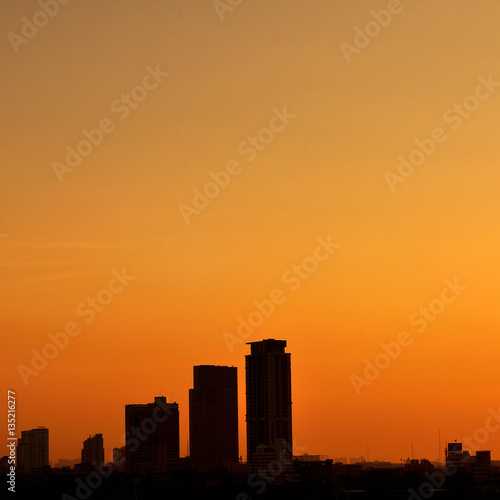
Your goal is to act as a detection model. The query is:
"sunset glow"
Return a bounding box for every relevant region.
[2,1,500,471]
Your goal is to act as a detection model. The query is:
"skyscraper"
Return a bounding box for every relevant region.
[246,339,292,471]
[189,365,238,471]
[125,396,179,474]
[81,433,104,466]
[17,427,49,473]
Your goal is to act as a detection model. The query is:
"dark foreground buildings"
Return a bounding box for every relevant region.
[125,396,179,474]
[17,427,49,473]
[446,442,493,480]
[81,433,104,466]
[246,339,293,472]
[189,365,239,471]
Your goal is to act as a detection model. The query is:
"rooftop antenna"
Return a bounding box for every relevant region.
[412,442,414,460]
[439,430,441,464]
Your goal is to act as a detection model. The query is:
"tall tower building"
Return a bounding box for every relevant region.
[246,339,292,470]
[81,433,104,466]
[125,396,179,474]
[189,365,238,471]
[17,427,49,473]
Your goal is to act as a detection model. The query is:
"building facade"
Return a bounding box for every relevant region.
[125,396,179,474]
[189,365,238,471]
[445,442,493,479]
[17,427,49,473]
[81,433,104,465]
[246,339,292,472]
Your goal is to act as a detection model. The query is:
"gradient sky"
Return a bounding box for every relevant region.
[2,0,500,464]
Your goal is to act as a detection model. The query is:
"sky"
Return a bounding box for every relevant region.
[2,0,500,465]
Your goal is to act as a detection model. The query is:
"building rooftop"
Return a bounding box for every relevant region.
[246,339,288,355]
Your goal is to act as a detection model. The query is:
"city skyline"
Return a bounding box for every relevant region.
[3,0,500,472]
[11,339,500,468]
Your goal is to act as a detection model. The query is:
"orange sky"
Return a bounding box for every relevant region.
[2,0,500,464]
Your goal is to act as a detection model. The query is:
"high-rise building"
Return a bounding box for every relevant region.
[125,396,179,474]
[246,339,292,471]
[189,365,238,471]
[445,443,493,479]
[81,433,104,466]
[17,427,49,473]
[446,442,467,469]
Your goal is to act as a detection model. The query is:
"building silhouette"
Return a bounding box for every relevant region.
[81,433,104,466]
[246,339,293,472]
[53,457,79,469]
[189,365,238,471]
[445,442,492,479]
[125,396,179,474]
[17,427,49,473]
